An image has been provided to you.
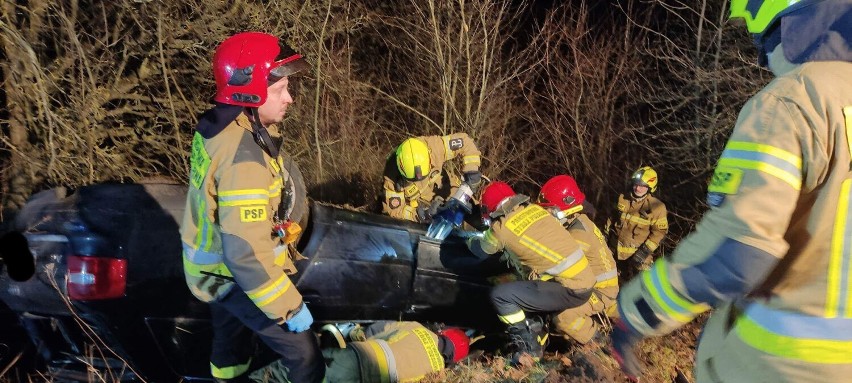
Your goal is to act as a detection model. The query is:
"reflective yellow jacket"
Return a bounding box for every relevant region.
[468,202,596,292]
[610,193,668,260]
[566,214,619,306]
[382,133,481,221]
[180,112,302,324]
[348,321,446,383]
[617,57,852,381]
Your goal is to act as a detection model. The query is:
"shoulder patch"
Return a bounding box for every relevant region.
[708,166,743,195]
[233,131,267,166]
[388,196,402,209]
[239,206,268,222]
[189,133,211,189]
[448,138,464,151]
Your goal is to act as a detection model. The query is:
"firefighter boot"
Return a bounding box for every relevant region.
[507,320,546,364]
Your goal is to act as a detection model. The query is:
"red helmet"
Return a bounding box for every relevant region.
[438,328,470,363]
[481,181,516,215]
[213,32,309,107]
[538,175,585,214]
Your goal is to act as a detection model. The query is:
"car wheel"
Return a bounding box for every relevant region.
[279,152,309,232]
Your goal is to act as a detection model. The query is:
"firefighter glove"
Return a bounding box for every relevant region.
[463,171,482,193]
[631,245,651,267]
[285,303,314,333]
[428,196,446,218]
[610,318,643,382]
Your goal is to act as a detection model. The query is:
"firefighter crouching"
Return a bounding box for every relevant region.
[538,175,619,345]
[321,321,470,383]
[610,1,852,382]
[382,134,482,222]
[606,166,668,275]
[179,33,323,383]
[465,181,596,362]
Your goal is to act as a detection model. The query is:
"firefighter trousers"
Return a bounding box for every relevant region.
[490,280,592,323]
[210,287,325,383]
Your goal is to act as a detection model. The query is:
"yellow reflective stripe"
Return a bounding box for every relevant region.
[719,141,802,190]
[498,310,526,324]
[247,274,293,307]
[595,277,619,289]
[735,315,852,364]
[218,188,271,207]
[412,327,445,372]
[554,255,589,279]
[518,235,562,263]
[826,179,852,318]
[645,240,659,251]
[463,155,480,164]
[366,341,392,383]
[403,206,417,220]
[441,136,454,160]
[621,213,650,225]
[843,106,852,158]
[210,359,251,379]
[617,244,638,255]
[642,260,710,323]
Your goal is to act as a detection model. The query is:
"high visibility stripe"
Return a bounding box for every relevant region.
[645,240,659,251]
[735,303,852,364]
[596,269,618,283]
[182,243,221,265]
[463,155,480,165]
[617,244,638,256]
[366,340,395,383]
[642,260,710,323]
[498,310,526,324]
[620,213,650,225]
[192,193,215,252]
[544,248,587,278]
[719,141,802,190]
[595,277,619,289]
[412,327,445,372]
[247,274,293,307]
[218,189,270,207]
[826,179,852,318]
[210,359,252,379]
[518,235,563,263]
[403,206,417,220]
[843,106,852,158]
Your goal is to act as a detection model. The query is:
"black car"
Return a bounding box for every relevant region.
[0,170,508,381]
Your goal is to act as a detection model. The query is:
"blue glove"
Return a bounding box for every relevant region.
[285,303,314,333]
[610,318,643,382]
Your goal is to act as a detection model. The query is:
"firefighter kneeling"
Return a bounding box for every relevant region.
[321,321,470,383]
[538,175,619,345]
[466,182,596,362]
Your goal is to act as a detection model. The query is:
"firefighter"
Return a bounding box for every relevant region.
[610,1,852,382]
[179,33,324,383]
[321,321,470,382]
[466,181,596,362]
[606,166,668,274]
[538,175,619,345]
[382,134,482,222]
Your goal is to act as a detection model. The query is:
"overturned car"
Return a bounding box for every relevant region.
[0,166,509,382]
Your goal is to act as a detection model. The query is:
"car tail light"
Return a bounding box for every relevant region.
[67,255,127,300]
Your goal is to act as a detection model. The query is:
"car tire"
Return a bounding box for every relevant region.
[280,152,309,232]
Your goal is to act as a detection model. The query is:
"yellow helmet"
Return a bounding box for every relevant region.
[729,0,814,34]
[631,166,658,193]
[396,138,430,180]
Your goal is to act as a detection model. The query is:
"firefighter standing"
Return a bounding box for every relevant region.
[538,175,619,345]
[382,134,482,222]
[321,321,470,382]
[179,33,324,383]
[607,166,668,273]
[611,1,852,381]
[466,181,596,361]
